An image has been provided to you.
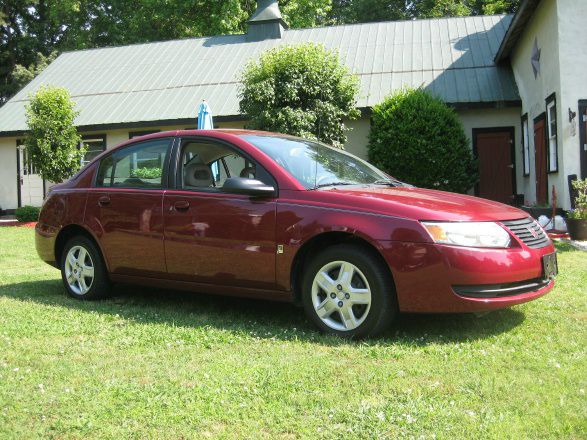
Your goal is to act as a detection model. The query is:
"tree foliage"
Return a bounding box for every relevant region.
[367,88,478,193]
[0,0,331,104]
[330,0,518,23]
[239,43,360,147]
[24,86,84,182]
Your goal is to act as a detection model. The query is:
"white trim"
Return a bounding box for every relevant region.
[546,99,557,172]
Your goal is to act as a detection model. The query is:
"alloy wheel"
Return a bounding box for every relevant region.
[64,245,95,295]
[311,260,372,331]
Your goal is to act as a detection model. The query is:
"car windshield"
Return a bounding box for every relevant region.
[241,135,401,189]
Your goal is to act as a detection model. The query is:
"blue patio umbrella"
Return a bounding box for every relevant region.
[197,100,214,130]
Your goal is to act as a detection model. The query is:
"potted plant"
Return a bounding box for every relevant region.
[567,178,587,241]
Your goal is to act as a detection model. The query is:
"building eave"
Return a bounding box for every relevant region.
[495,0,541,63]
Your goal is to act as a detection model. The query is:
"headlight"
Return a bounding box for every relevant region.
[422,221,511,248]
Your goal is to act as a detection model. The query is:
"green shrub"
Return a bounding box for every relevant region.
[130,167,162,179]
[15,205,40,222]
[24,86,84,183]
[568,178,587,219]
[367,88,478,193]
[239,43,360,148]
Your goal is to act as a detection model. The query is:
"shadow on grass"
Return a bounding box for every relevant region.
[0,278,526,345]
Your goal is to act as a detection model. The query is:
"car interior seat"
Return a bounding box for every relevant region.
[184,163,213,188]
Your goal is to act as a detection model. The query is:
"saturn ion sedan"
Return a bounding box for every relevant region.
[36,130,558,337]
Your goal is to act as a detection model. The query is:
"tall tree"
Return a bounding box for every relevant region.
[329,0,518,23]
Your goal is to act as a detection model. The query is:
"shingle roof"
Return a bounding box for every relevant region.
[0,14,518,136]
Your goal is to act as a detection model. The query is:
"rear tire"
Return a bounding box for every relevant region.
[60,236,111,300]
[301,244,397,338]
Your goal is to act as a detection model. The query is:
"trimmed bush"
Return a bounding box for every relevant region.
[239,43,360,148]
[367,88,478,193]
[130,167,162,179]
[25,86,84,183]
[15,205,40,222]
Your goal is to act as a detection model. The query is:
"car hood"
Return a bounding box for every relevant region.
[316,186,529,222]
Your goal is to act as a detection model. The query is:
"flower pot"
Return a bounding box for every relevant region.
[566,218,587,241]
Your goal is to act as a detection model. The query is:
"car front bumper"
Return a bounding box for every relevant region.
[380,241,556,313]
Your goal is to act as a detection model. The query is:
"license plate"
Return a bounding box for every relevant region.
[542,252,558,280]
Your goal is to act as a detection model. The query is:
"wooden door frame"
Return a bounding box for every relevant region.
[15,143,22,208]
[471,126,517,200]
[579,100,587,179]
[533,113,548,204]
[15,140,46,208]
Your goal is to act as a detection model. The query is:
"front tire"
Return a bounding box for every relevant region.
[60,236,111,300]
[301,244,398,338]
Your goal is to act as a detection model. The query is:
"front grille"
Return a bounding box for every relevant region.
[502,217,551,249]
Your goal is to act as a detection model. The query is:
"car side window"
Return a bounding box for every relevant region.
[180,140,267,191]
[96,138,171,188]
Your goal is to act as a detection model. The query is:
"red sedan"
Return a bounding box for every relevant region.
[36,130,557,337]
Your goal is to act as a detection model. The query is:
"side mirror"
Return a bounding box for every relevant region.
[222,178,276,198]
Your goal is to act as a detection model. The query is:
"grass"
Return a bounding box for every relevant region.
[0,227,585,439]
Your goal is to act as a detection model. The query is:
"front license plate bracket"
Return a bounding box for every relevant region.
[542,252,558,280]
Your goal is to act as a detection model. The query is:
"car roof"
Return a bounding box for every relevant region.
[111,129,288,151]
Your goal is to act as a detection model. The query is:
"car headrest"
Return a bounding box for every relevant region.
[184,163,213,187]
[240,166,256,178]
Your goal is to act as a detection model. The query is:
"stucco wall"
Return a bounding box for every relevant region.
[510,0,576,208]
[556,0,587,190]
[343,117,371,159]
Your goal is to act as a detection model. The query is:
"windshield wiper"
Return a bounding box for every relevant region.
[372,179,399,186]
[313,182,356,189]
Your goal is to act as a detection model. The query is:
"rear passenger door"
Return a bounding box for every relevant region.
[85,138,173,277]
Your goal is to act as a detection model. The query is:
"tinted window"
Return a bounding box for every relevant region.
[241,135,399,189]
[96,138,171,188]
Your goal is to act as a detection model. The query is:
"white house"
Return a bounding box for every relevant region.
[0,0,585,212]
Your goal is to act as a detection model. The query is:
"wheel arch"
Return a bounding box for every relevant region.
[55,224,109,271]
[290,231,395,304]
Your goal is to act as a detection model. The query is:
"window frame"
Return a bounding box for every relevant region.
[94,137,174,189]
[521,113,530,177]
[545,93,558,173]
[79,134,107,167]
[173,136,278,195]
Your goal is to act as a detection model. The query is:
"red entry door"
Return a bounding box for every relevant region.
[475,129,515,204]
[534,116,548,205]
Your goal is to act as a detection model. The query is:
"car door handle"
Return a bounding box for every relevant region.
[174,200,190,211]
[98,196,111,206]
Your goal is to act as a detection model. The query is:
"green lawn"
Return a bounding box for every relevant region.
[0,227,585,439]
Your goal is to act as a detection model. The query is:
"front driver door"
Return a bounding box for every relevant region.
[163,137,277,289]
